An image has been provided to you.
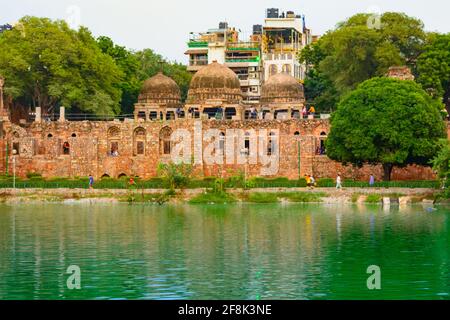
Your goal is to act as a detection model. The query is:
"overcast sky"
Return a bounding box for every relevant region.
[2,0,449,63]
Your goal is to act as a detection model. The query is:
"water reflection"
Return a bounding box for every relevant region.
[0,203,448,300]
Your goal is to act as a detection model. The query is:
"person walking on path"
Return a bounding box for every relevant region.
[305,175,311,188]
[89,175,94,190]
[336,175,342,189]
[369,174,375,187]
[310,175,316,189]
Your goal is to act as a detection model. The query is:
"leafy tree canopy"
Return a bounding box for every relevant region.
[0,17,192,117]
[97,42,192,114]
[300,12,427,110]
[96,36,141,115]
[0,16,123,115]
[417,33,450,112]
[134,49,192,102]
[326,77,446,181]
[432,140,450,182]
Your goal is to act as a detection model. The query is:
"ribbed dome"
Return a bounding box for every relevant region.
[261,73,305,104]
[138,72,181,107]
[187,62,242,104]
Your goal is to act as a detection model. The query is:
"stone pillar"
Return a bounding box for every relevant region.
[35,107,42,123]
[0,76,4,116]
[59,106,65,122]
[235,107,241,120]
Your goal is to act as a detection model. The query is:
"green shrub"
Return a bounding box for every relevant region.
[157,162,193,190]
[366,194,382,203]
[26,172,42,179]
[26,173,43,181]
[226,171,246,188]
[317,178,335,188]
[189,191,237,204]
[247,193,279,203]
[280,192,326,203]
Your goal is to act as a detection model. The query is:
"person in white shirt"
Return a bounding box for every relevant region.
[336,175,342,189]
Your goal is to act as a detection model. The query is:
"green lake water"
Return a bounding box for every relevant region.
[0,203,449,300]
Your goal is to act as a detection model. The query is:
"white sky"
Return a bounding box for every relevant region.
[2,0,449,63]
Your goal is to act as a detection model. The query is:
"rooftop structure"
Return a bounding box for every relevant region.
[186,23,263,105]
[186,9,313,105]
[262,9,312,82]
[387,66,415,81]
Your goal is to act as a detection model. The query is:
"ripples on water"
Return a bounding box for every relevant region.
[0,203,449,300]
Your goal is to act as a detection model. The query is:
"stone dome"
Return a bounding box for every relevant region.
[261,72,305,105]
[187,62,242,104]
[138,72,181,107]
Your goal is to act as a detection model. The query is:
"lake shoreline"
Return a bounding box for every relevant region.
[0,187,440,205]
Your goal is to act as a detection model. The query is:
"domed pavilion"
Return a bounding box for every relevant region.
[260,72,306,120]
[134,72,182,121]
[186,61,243,120]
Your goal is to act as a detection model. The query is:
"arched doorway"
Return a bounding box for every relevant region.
[159,127,173,155]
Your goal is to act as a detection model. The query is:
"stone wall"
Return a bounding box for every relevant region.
[0,118,440,181]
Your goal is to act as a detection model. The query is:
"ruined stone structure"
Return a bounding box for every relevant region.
[0,64,442,181]
[387,66,415,81]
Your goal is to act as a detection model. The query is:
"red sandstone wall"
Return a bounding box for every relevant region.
[3,119,439,181]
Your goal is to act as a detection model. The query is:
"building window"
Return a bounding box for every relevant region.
[269,64,278,77]
[244,132,251,154]
[47,133,53,138]
[62,141,70,155]
[219,132,225,152]
[136,141,144,155]
[134,127,146,156]
[12,142,20,155]
[108,126,121,156]
[159,126,173,155]
[110,142,119,156]
[282,64,292,74]
[318,132,327,155]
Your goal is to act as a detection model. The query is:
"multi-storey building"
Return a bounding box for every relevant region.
[262,8,312,82]
[186,22,263,104]
[186,9,312,105]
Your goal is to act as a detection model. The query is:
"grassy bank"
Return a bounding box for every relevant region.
[244,192,327,203]
[0,188,441,205]
[0,175,440,190]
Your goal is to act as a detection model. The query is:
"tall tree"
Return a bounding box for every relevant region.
[134,49,192,102]
[417,33,450,113]
[326,77,446,181]
[97,36,141,115]
[0,16,123,116]
[300,12,428,109]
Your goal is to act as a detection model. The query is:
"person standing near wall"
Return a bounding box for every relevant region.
[89,175,94,190]
[369,174,375,187]
[310,175,316,189]
[336,175,342,189]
